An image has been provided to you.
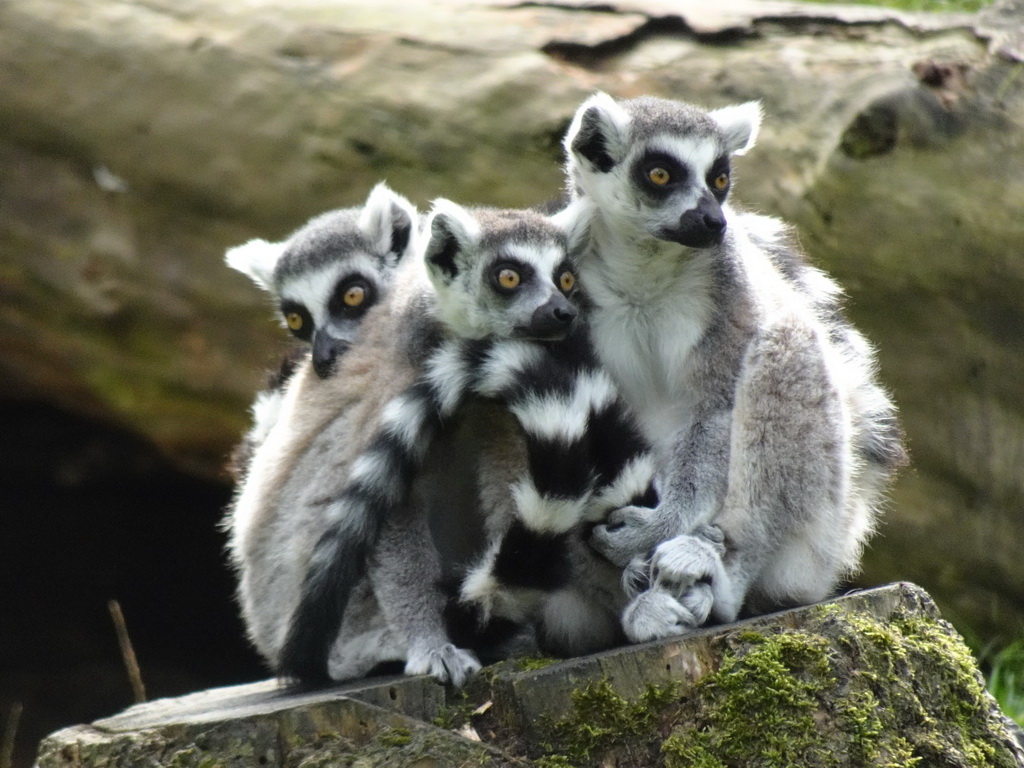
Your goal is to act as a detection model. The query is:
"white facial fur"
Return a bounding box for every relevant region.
[275,252,390,339]
[225,183,417,351]
[424,200,581,341]
[565,93,762,243]
[640,135,723,239]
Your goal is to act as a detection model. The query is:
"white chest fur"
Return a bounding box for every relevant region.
[582,240,715,452]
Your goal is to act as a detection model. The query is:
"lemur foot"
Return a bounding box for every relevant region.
[650,530,723,591]
[621,584,710,643]
[619,527,722,643]
[646,527,728,623]
[590,505,665,567]
[405,644,481,688]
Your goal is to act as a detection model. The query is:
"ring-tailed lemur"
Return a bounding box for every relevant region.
[224,182,417,479]
[227,182,416,378]
[278,199,656,682]
[223,183,447,679]
[560,93,906,641]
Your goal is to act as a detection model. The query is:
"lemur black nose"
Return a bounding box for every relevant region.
[553,304,577,324]
[671,193,728,248]
[312,329,350,379]
[527,295,577,339]
[703,211,726,233]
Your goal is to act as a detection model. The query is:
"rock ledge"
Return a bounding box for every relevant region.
[36,583,1024,767]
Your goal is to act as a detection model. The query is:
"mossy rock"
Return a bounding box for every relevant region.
[36,583,1024,767]
[470,584,1023,767]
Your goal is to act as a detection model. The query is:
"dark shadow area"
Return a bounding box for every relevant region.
[0,400,265,768]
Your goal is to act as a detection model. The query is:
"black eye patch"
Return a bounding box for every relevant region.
[328,275,377,318]
[553,260,578,296]
[490,259,535,296]
[632,151,689,200]
[706,155,732,201]
[280,301,314,342]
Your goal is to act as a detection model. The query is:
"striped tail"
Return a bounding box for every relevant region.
[459,334,659,621]
[482,334,658,533]
[276,377,446,682]
[277,338,543,682]
[278,331,654,682]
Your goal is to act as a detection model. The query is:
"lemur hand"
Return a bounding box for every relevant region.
[405,642,481,688]
[590,505,666,566]
[619,526,727,643]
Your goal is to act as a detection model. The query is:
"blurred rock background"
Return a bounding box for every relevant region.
[1,0,1022,765]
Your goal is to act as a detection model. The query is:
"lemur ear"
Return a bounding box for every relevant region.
[225,238,284,292]
[359,182,417,260]
[709,101,762,156]
[549,197,593,259]
[424,199,480,284]
[565,92,631,173]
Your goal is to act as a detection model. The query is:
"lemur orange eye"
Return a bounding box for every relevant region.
[559,271,576,293]
[713,173,730,191]
[648,167,671,186]
[285,312,304,331]
[343,285,365,307]
[498,269,521,289]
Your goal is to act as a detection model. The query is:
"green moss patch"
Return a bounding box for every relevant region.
[516,655,561,673]
[531,606,1019,767]
[539,679,680,767]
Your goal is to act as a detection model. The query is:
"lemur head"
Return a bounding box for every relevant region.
[226,183,417,378]
[423,200,589,341]
[564,92,761,248]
